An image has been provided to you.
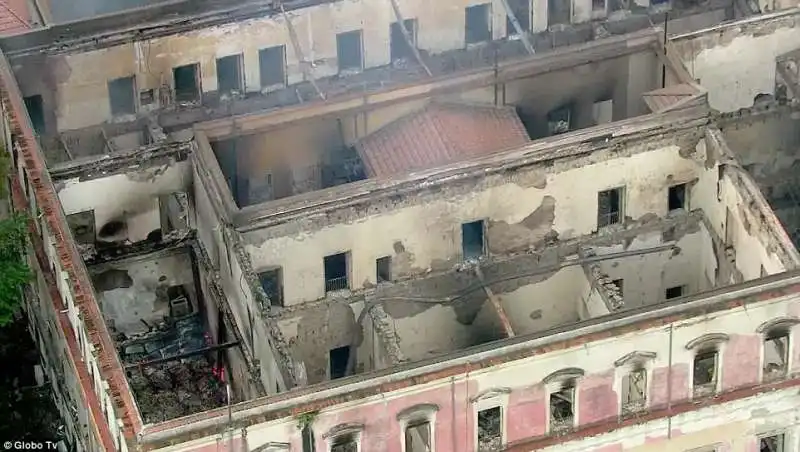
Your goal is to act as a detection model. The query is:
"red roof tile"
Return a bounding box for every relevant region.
[355,102,530,178]
[0,0,30,35]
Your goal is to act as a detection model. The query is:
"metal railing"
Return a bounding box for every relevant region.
[325,276,349,292]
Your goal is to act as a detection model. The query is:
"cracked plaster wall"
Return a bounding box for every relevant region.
[591,220,716,308]
[15,0,549,132]
[671,13,800,112]
[244,141,709,306]
[56,159,191,243]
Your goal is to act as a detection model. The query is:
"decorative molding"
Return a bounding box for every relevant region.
[397,403,439,421]
[542,367,585,384]
[470,387,512,404]
[322,423,364,440]
[614,351,657,367]
[756,316,800,334]
[685,333,730,351]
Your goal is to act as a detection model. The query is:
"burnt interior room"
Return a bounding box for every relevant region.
[89,246,241,423]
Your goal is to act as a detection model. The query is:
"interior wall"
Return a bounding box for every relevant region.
[16,0,523,132]
[244,143,709,306]
[90,250,196,335]
[56,160,190,243]
[671,16,800,112]
[498,265,587,335]
[594,225,712,308]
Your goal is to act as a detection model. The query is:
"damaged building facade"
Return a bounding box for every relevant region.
[2,0,800,451]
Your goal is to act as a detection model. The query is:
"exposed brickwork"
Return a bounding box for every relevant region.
[0,49,141,447]
[10,176,117,451]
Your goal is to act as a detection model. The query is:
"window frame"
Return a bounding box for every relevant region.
[397,404,439,452]
[336,29,365,74]
[259,45,288,90]
[107,75,137,117]
[542,368,584,434]
[465,3,493,45]
[323,423,364,452]
[757,317,800,383]
[615,351,656,415]
[597,186,626,228]
[471,388,510,452]
[686,333,729,398]
[257,266,284,308]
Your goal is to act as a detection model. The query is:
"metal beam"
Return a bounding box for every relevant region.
[387,0,432,76]
[499,0,535,55]
[475,264,516,338]
[279,2,325,101]
[124,340,241,369]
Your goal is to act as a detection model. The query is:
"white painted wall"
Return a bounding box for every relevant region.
[244,144,709,306]
[672,19,800,112]
[57,161,191,243]
[594,223,713,307]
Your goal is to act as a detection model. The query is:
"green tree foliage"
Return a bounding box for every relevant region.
[0,147,31,326]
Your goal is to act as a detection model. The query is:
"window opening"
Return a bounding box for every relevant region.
[108,76,136,116]
[548,0,571,25]
[547,104,572,135]
[337,30,364,72]
[329,345,351,380]
[621,367,647,413]
[476,406,502,452]
[462,220,485,260]
[763,329,789,381]
[66,211,96,246]
[259,45,286,88]
[593,0,607,11]
[760,434,785,452]
[405,419,432,452]
[216,54,244,96]
[506,0,530,34]
[598,188,624,227]
[331,433,358,452]
[173,64,201,103]
[259,268,284,307]
[324,252,349,292]
[376,256,392,283]
[391,19,417,61]
[693,349,718,397]
[668,183,687,211]
[23,95,45,135]
[465,4,492,44]
[549,381,575,433]
[665,285,684,300]
[612,279,624,292]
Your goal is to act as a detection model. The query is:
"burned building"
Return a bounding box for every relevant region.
[1,0,800,451]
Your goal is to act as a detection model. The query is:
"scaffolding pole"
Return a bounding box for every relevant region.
[387,0,432,76]
[499,0,535,55]
[279,2,325,101]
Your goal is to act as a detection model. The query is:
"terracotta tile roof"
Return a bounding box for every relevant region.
[0,0,30,35]
[355,102,530,178]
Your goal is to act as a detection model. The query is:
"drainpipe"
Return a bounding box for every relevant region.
[661,12,669,89]
[666,322,674,439]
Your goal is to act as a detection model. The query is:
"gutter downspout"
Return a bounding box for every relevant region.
[667,322,674,439]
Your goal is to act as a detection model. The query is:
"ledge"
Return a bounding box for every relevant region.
[543,368,585,384]
[613,351,657,367]
[756,316,800,334]
[685,333,730,350]
[322,423,364,440]
[396,404,439,421]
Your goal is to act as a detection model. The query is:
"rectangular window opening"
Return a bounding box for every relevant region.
[547,104,572,135]
[391,19,417,61]
[477,406,502,452]
[376,256,392,283]
[759,434,785,452]
[506,0,530,35]
[549,382,575,433]
[108,76,136,116]
[216,54,244,96]
[612,279,624,293]
[598,187,624,228]
[66,211,96,245]
[329,345,351,380]
[337,30,364,73]
[259,268,284,307]
[548,0,572,25]
[462,220,485,260]
[173,64,201,103]
[621,367,647,413]
[465,4,492,44]
[23,95,45,135]
[405,420,431,452]
[693,350,718,396]
[668,183,687,211]
[763,330,789,381]
[259,45,286,88]
[331,433,358,452]
[324,252,350,292]
[665,285,684,300]
[593,0,607,11]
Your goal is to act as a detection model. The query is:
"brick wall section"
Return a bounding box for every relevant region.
[0,48,141,445]
[9,176,117,451]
